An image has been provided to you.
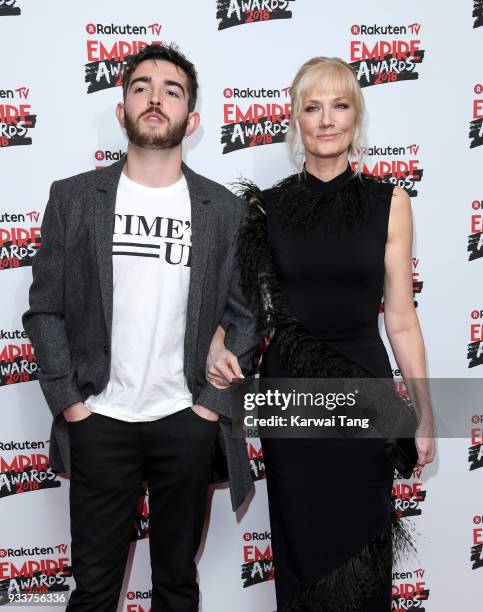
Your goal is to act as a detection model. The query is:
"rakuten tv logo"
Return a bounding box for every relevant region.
[0,0,21,16]
[353,144,423,198]
[217,0,295,30]
[471,514,483,570]
[126,589,152,612]
[0,86,36,147]
[84,22,162,94]
[0,210,41,271]
[94,149,126,170]
[241,530,273,587]
[0,546,71,598]
[468,200,483,261]
[474,1,483,28]
[392,568,430,610]
[0,330,38,386]
[0,451,60,499]
[468,414,483,471]
[470,84,483,148]
[468,310,483,369]
[221,86,290,153]
[247,441,265,481]
[349,22,425,88]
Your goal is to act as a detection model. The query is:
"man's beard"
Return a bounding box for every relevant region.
[124,107,188,150]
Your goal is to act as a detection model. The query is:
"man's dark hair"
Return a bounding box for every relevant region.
[122,43,198,112]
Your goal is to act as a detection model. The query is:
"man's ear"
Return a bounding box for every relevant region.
[116,102,126,129]
[184,111,200,138]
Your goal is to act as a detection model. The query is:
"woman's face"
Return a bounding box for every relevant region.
[297,89,356,163]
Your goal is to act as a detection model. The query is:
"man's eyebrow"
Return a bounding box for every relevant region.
[129,76,152,89]
[128,76,186,97]
[164,79,186,96]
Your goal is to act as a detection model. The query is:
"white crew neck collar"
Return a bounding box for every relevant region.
[119,171,187,195]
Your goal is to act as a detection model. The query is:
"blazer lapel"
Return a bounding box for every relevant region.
[92,159,125,339]
[182,162,213,379]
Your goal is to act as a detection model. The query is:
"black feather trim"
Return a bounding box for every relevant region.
[281,503,416,612]
[274,172,370,234]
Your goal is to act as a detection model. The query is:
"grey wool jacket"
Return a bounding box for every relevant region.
[22,158,259,510]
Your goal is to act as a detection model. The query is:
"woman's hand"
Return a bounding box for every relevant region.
[415,427,436,468]
[206,325,243,389]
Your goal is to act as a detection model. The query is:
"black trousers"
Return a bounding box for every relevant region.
[66,408,218,612]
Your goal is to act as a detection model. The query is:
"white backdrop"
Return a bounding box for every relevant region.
[1,1,482,611]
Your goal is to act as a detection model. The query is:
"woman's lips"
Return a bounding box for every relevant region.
[317,133,339,140]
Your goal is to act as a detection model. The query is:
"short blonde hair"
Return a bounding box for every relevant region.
[286,57,366,172]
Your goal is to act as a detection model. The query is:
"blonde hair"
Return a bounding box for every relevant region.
[286,57,366,173]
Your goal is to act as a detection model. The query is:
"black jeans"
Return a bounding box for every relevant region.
[66,408,218,612]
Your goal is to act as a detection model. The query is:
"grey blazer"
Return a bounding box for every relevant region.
[22,159,258,510]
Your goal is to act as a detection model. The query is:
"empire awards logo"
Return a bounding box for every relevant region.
[468,199,483,261]
[471,514,483,570]
[221,86,290,153]
[391,471,427,518]
[353,143,424,198]
[0,329,39,386]
[392,568,430,610]
[84,22,163,94]
[0,441,60,499]
[247,440,265,481]
[468,414,483,471]
[470,84,483,148]
[241,530,274,587]
[468,309,483,369]
[0,210,41,271]
[0,86,36,147]
[349,22,425,88]
[217,0,296,30]
[0,544,71,601]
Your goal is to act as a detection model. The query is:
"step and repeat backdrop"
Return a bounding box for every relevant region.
[1,1,482,610]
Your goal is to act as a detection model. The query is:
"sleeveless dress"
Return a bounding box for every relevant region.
[247,164,401,611]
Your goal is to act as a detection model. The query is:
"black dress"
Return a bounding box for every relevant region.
[252,164,400,611]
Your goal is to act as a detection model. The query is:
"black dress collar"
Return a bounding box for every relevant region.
[302,163,354,193]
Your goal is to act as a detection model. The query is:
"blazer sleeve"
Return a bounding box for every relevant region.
[194,208,260,419]
[22,181,83,418]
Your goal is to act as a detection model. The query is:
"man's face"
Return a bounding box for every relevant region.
[117,59,195,149]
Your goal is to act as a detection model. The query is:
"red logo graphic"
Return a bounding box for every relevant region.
[349,23,425,88]
[470,84,483,148]
[84,23,163,94]
[221,86,291,153]
[468,200,483,260]
[241,532,274,588]
[217,0,296,30]
[0,86,37,147]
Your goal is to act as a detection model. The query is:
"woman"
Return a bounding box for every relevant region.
[208,57,435,611]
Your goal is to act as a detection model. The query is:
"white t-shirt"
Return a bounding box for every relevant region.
[85,171,193,421]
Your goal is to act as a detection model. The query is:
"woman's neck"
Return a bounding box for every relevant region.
[304,154,349,182]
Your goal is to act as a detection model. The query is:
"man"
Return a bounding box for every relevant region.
[23,44,257,612]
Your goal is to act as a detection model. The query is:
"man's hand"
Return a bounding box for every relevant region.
[63,402,92,423]
[192,404,220,422]
[206,325,243,389]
